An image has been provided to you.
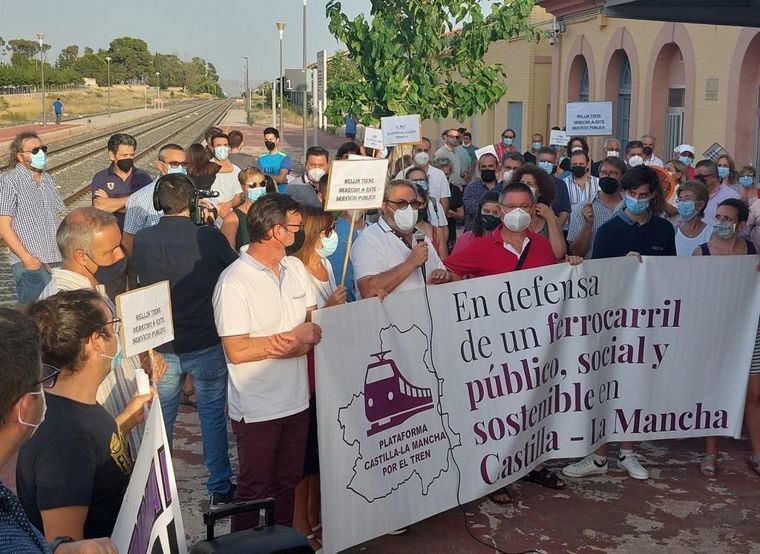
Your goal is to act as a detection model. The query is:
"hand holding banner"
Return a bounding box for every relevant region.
[116,281,175,359]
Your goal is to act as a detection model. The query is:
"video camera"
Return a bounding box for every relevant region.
[190,189,220,226]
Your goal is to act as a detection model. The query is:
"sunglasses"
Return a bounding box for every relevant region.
[387,199,425,210]
[246,181,266,187]
[24,146,48,155]
[165,161,189,168]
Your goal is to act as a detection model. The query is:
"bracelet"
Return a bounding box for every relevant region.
[50,536,74,552]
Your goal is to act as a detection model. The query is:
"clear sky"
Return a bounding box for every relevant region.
[0,0,368,94]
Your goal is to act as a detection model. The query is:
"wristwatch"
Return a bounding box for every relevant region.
[50,536,74,552]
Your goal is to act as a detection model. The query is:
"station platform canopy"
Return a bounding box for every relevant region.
[604,0,760,27]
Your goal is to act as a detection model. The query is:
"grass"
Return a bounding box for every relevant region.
[0,86,210,125]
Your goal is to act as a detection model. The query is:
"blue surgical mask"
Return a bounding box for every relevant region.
[100,333,123,371]
[247,187,267,202]
[739,176,754,188]
[414,179,429,192]
[537,161,554,174]
[677,201,697,221]
[531,141,542,151]
[167,165,187,175]
[502,137,514,147]
[214,146,230,161]
[316,232,339,258]
[717,167,730,180]
[29,150,47,171]
[625,194,651,215]
[678,156,693,167]
[713,221,737,239]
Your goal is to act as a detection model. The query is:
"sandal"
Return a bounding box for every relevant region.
[311,524,322,542]
[180,389,197,408]
[750,455,760,476]
[700,455,717,478]
[523,467,566,490]
[487,486,513,505]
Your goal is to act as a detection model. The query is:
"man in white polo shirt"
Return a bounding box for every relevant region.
[351,179,451,299]
[213,194,321,531]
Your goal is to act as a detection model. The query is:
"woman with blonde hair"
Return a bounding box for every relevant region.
[716,154,739,191]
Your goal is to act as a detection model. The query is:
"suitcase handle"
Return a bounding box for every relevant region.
[203,497,275,540]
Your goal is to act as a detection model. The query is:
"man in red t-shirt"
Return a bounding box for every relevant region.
[444,182,582,503]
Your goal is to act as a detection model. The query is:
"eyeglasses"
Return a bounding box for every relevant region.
[446,134,460,139]
[499,203,532,211]
[165,161,189,168]
[283,223,304,232]
[323,221,337,237]
[99,318,122,335]
[35,364,61,389]
[246,181,265,187]
[387,199,424,210]
[599,171,621,178]
[694,174,711,183]
[24,145,48,155]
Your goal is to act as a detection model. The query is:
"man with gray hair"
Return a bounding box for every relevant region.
[0,131,64,305]
[641,134,665,167]
[591,137,621,177]
[351,179,450,299]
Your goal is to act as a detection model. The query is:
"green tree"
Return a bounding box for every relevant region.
[325,0,538,124]
[108,37,153,83]
[56,45,79,70]
[72,53,107,84]
[8,39,39,60]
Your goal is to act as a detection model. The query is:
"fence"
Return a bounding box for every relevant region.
[0,84,86,96]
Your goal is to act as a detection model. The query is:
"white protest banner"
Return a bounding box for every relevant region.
[116,281,174,358]
[324,158,388,212]
[550,129,571,147]
[314,256,760,553]
[363,127,385,150]
[381,114,421,145]
[565,102,613,136]
[112,399,187,554]
[474,144,497,160]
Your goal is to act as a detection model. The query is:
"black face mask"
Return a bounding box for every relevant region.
[481,214,501,231]
[116,158,134,172]
[599,177,620,194]
[571,166,586,178]
[642,146,653,157]
[286,230,306,255]
[265,140,276,151]
[480,169,497,183]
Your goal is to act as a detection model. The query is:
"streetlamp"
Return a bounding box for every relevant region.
[36,32,45,126]
[241,56,250,115]
[276,21,285,131]
[105,56,112,118]
[155,72,160,107]
[302,0,308,162]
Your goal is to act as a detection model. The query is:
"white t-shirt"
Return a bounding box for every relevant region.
[309,258,338,308]
[644,155,665,168]
[213,252,315,422]
[351,217,445,299]
[675,224,713,256]
[396,165,450,226]
[211,165,241,204]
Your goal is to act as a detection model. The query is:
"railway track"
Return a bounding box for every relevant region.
[0,98,235,305]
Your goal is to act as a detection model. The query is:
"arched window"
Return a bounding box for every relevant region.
[617,56,632,149]
[579,65,590,102]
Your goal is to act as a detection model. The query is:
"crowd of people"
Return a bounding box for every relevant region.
[0,119,758,552]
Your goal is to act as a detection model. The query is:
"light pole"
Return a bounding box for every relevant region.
[155,72,160,107]
[36,32,45,126]
[241,56,250,116]
[276,21,285,131]
[302,0,308,162]
[105,56,112,118]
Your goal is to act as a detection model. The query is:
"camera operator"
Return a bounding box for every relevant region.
[132,173,237,506]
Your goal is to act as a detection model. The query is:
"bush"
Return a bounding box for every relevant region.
[0,97,9,112]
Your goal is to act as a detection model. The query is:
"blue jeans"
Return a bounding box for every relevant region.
[11,262,55,305]
[157,343,232,496]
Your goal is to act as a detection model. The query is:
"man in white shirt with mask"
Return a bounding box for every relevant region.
[641,134,665,167]
[351,179,450,299]
[285,146,330,208]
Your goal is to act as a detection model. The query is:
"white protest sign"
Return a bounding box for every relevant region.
[347,154,375,160]
[474,144,498,160]
[314,256,760,553]
[116,281,174,358]
[565,102,613,136]
[380,114,421,145]
[363,127,384,150]
[324,158,389,212]
[112,399,187,554]
[550,129,571,147]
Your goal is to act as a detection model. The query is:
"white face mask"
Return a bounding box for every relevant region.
[18,389,46,437]
[503,169,514,183]
[628,155,644,167]
[503,208,531,232]
[307,167,326,183]
[392,205,417,232]
[606,150,620,158]
[413,151,430,167]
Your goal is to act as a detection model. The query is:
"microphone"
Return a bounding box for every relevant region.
[413,230,427,280]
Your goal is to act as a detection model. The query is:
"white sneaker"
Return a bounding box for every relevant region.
[386,527,408,535]
[562,454,608,477]
[617,452,649,480]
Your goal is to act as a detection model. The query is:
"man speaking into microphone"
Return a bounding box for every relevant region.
[351,179,451,299]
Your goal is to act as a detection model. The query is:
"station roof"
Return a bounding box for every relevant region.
[604,0,760,27]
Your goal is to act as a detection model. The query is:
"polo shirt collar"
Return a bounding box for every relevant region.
[490,225,531,256]
[241,251,288,285]
[618,209,652,226]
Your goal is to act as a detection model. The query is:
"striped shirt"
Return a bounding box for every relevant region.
[123,179,162,236]
[0,164,63,265]
[0,482,50,554]
[567,194,624,258]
